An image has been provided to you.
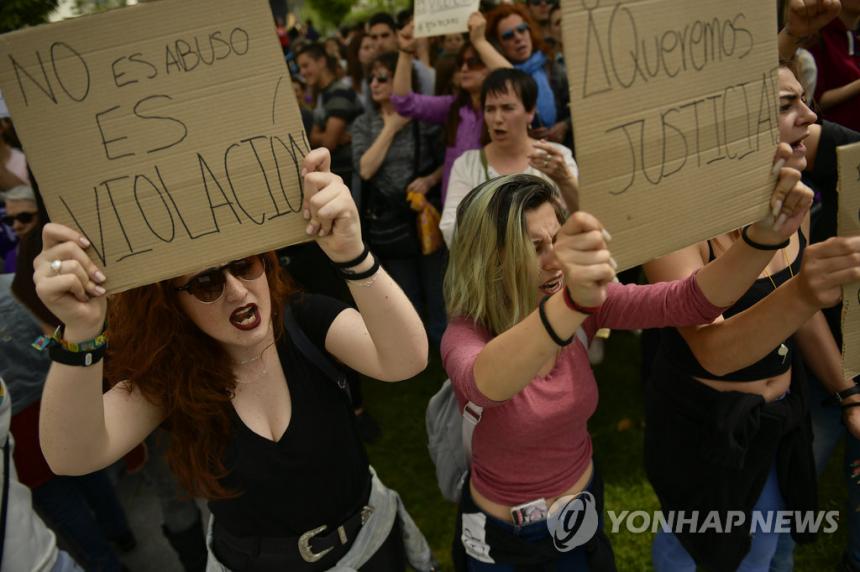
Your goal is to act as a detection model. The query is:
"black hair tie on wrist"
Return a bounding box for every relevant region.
[331,244,370,269]
[339,254,380,281]
[538,296,573,346]
[741,226,790,250]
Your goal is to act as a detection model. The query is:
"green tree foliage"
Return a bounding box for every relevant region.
[304,0,353,27]
[0,0,59,34]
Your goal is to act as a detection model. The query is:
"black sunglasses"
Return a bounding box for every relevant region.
[1,211,37,226]
[369,73,390,84]
[458,56,485,71]
[175,256,266,303]
[500,23,530,42]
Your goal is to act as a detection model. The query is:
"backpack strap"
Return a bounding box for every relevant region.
[283,304,352,402]
[461,401,483,459]
[479,148,490,182]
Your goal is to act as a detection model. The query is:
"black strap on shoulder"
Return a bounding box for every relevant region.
[480,148,490,182]
[283,304,352,402]
[0,436,10,566]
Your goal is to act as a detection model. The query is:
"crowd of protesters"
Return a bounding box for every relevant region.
[1,0,860,571]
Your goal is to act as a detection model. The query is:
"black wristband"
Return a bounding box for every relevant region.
[340,254,380,281]
[48,342,106,367]
[832,383,860,404]
[331,244,370,269]
[538,296,573,346]
[741,226,790,251]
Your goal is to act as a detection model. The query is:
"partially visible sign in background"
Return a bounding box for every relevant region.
[0,0,309,293]
[562,0,780,270]
[414,0,480,38]
[838,142,860,379]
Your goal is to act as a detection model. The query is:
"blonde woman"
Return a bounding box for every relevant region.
[439,156,852,570]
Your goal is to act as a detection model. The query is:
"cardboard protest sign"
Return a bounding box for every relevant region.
[414,0,480,38]
[0,0,310,293]
[562,0,780,270]
[837,142,860,379]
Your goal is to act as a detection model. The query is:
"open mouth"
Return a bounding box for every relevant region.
[230,303,261,331]
[789,133,809,156]
[493,128,508,138]
[540,274,563,296]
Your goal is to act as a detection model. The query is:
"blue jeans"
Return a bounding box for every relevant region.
[32,470,131,572]
[653,462,785,572]
[381,250,447,350]
[770,373,860,571]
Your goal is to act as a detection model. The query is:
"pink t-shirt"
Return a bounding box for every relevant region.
[441,274,724,505]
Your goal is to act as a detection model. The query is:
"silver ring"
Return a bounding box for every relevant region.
[50,259,62,274]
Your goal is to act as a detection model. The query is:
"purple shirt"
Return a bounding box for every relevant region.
[390,93,482,204]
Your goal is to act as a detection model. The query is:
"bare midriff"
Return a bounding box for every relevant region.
[469,459,595,523]
[695,369,791,402]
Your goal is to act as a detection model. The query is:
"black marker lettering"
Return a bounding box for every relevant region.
[95,105,134,161]
[133,172,176,242]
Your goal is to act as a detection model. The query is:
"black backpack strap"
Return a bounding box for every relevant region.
[283,304,352,402]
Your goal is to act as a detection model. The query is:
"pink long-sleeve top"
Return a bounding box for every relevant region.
[390,92,482,204]
[441,274,724,505]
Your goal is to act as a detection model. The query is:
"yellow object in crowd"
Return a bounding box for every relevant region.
[407,192,444,255]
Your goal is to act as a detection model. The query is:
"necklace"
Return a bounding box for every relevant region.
[762,246,794,364]
[233,340,275,367]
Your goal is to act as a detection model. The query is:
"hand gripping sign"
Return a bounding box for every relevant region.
[0,0,310,293]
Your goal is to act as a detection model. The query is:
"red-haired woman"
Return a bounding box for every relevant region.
[484,3,571,147]
[32,149,434,572]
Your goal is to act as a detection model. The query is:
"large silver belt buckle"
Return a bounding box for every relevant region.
[298,525,333,563]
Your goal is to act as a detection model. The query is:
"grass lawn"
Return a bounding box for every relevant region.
[363,331,850,571]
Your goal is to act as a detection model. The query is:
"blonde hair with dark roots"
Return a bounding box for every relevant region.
[444,174,566,336]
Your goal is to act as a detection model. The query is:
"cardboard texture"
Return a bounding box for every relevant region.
[414,0,480,38]
[837,142,860,379]
[0,0,310,293]
[561,0,780,270]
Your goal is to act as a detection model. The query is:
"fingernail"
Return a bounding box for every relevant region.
[306,223,315,235]
[772,158,786,176]
[301,168,308,177]
[609,257,618,269]
[94,285,106,295]
[303,209,310,220]
[79,236,90,247]
[771,199,783,219]
[773,213,787,231]
[94,271,106,283]
[602,228,613,242]
[318,228,327,237]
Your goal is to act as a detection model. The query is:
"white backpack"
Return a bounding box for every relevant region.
[425,379,482,503]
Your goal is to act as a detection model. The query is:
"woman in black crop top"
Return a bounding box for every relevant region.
[31,149,433,571]
[642,64,860,572]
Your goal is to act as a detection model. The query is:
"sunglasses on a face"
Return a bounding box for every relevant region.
[458,56,485,71]
[369,73,390,84]
[1,211,37,226]
[500,23,530,42]
[175,256,266,303]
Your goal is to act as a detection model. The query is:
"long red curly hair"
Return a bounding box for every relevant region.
[104,251,294,499]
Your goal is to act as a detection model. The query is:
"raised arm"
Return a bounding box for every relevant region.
[645,198,860,378]
[469,212,613,402]
[819,79,860,111]
[34,224,165,475]
[469,12,512,71]
[301,149,428,381]
[778,0,841,61]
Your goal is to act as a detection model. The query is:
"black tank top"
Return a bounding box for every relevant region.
[659,231,805,382]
